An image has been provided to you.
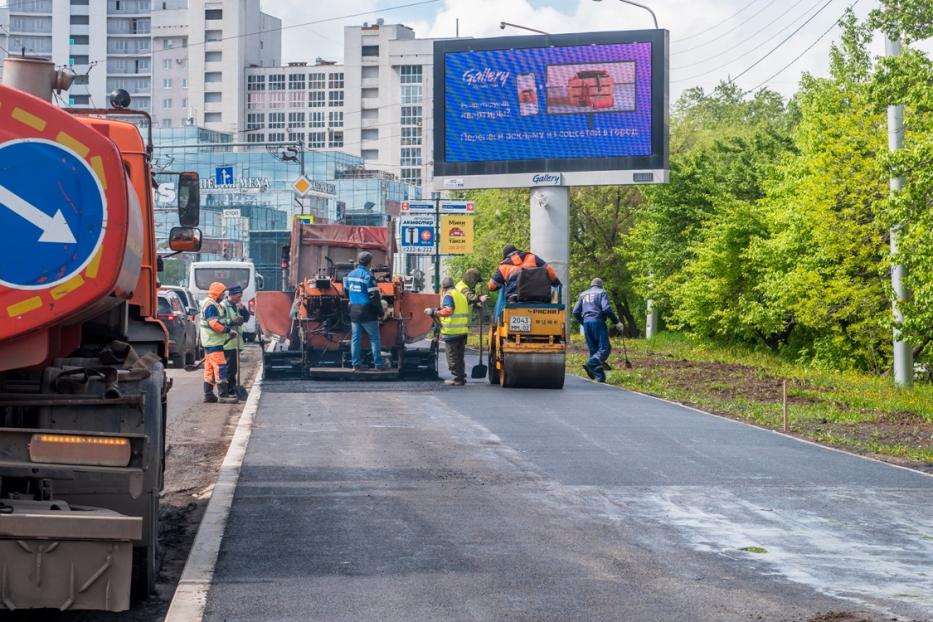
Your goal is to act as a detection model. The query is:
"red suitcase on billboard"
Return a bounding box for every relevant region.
[567,70,614,109]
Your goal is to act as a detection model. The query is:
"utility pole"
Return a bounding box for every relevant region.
[886,33,912,388]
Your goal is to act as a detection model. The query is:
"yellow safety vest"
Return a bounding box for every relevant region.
[439,287,469,337]
[199,297,228,348]
[221,302,244,351]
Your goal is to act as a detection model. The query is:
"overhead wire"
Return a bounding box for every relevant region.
[672,0,814,70]
[673,0,838,84]
[672,0,768,42]
[741,0,862,94]
[672,0,791,56]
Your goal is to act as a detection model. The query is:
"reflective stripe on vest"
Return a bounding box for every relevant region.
[439,287,469,337]
[199,298,228,348]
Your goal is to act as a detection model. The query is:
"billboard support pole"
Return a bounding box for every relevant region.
[530,185,570,320]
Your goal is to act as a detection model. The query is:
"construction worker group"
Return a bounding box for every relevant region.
[200,281,251,403]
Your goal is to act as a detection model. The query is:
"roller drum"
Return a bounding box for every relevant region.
[501,351,565,389]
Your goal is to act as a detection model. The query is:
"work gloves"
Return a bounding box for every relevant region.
[615,322,625,333]
[479,295,489,303]
[424,307,436,317]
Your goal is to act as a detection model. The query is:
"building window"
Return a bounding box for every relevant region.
[328,111,343,128]
[329,130,344,148]
[310,111,325,128]
[205,9,223,20]
[269,74,285,90]
[70,15,90,25]
[400,105,422,126]
[400,148,422,167]
[204,72,222,83]
[205,50,222,62]
[268,92,286,109]
[247,75,265,91]
[288,132,305,143]
[328,90,344,107]
[163,78,172,88]
[288,111,305,126]
[400,168,422,185]
[247,92,265,110]
[400,65,422,84]
[205,30,222,42]
[401,84,422,104]
[328,72,344,89]
[163,39,174,49]
[246,113,265,130]
[162,98,172,109]
[308,132,326,148]
[308,73,325,89]
[205,92,222,103]
[308,91,325,108]
[163,59,173,70]
[161,118,172,128]
[288,73,305,90]
[288,90,306,107]
[247,133,265,144]
[268,132,286,142]
[401,126,421,146]
[268,112,286,129]
[361,45,379,58]
[181,97,188,108]
[205,112,222,123]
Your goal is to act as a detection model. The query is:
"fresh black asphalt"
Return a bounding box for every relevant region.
[203,359,933,621]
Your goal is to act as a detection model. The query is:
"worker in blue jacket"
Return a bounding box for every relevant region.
[344,251,384,370]
[573,278,624,383]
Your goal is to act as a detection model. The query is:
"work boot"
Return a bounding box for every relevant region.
[582,363,596,380]
[217,382,238,404]
[203,382,218,403]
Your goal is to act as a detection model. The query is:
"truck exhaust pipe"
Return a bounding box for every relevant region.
[1,56,73,102]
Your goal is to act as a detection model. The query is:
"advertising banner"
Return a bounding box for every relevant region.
[439,215,474,255]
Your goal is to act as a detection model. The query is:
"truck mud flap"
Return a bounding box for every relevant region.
[0,499,140,612]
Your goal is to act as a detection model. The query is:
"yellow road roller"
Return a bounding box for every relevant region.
[488,298,566,389]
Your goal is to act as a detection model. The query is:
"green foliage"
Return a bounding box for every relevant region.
[869,0,933,43]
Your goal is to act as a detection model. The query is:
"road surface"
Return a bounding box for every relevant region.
[200,358,933,622]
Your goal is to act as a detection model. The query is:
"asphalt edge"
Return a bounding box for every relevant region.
[164,360,263,622]
[577,374,933,481]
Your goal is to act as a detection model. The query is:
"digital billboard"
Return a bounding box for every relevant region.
[433,30,669,189]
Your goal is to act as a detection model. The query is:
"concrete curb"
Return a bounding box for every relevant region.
[164,361,263,622]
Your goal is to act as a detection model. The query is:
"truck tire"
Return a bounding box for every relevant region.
[132,492,160,599]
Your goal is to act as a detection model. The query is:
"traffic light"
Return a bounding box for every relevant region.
[222,241,231,260]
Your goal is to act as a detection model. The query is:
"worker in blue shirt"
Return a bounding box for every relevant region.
[573,278,624,383]
[344,251,384,370]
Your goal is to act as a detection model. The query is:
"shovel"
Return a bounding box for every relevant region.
[471,305,488,379]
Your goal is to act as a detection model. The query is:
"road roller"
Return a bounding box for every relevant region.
[487,294,566,389]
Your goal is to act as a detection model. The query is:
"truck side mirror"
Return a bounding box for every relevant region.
[177,172,200,226]
[168,226,202,252]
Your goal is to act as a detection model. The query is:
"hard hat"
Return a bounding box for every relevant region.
[441,276,455,289]
[591,277,604,288]
[502,244,518,259]
[357,251,373,265]
[209,282,226,299]
[463,268,481,287]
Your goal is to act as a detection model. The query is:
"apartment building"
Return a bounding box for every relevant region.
[243,21,435,193]
[0,0,281,135]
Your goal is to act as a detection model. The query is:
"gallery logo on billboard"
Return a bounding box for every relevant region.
[531,173,561,186]
[462,68,511,87]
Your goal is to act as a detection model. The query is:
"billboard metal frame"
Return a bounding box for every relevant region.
[433,29,670,189]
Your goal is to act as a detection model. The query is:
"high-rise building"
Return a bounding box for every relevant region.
[0,0,281,134]
[243,21,436,193]
[151,0,281,133]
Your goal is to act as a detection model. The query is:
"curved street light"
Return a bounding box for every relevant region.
[592,0,659,30]
[499,21,550,35]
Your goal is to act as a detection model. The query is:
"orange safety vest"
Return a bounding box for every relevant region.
[489,252,548,291]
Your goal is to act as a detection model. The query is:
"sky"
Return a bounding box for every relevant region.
[264,0,933,102]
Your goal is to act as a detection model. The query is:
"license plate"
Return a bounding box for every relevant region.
[509,315,531,332]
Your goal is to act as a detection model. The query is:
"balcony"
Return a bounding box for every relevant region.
[361,77,379,89]
[361,97,380,110]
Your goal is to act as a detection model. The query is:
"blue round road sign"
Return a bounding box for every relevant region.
[0,139,106,290]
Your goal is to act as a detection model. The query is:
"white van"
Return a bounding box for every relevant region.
[187,260,264,342]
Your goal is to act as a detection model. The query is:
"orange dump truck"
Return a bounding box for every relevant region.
[256,220,439,380]
[0,58,202,610]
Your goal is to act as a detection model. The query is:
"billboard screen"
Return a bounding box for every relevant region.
[433,30,669,188]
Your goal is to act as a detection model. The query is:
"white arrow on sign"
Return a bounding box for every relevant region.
[0,184,77,244]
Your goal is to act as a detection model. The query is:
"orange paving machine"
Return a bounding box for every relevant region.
[256,220,439,380]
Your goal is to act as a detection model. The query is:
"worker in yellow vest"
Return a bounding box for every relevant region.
[424,276,469,385]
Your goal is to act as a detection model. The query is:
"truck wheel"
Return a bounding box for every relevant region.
[132,493,160,599]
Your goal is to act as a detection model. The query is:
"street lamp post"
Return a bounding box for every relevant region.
[592,0,659,29]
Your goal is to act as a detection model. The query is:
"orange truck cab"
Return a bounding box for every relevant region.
[0,58,202,611]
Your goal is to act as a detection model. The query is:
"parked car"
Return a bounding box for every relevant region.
[157,290,198,367]
[161,285,198,320]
